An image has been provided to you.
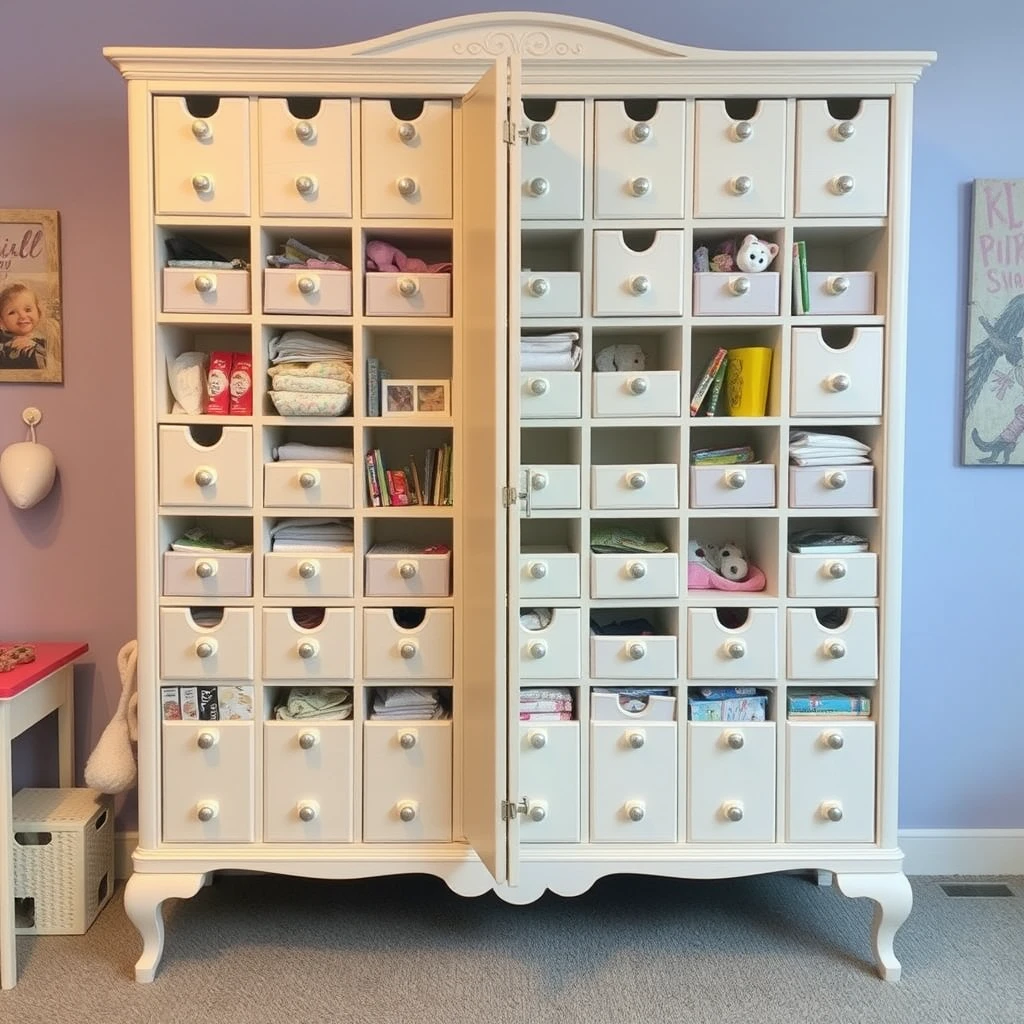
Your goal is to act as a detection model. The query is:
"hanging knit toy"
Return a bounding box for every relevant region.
[84,639,140,794]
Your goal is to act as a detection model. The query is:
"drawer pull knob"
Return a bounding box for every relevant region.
[528,640,548,660]
[191,119,212,140]
[826,372,851,392]
[297,640,318,660]
[827,275,850,295]
[398,800,418,822]
[728,275,751,296]
[731,120,753,141]
[397,121,417,143]
[628,376,648,395]
[528,802,548,822]
[725,640,746,660]
[298,801,319,822]
[299,470,320,489]
[528,730,547,749]
[629,176,651,197]
[527,277,550,298]
[724,801,745,822]
[824,730,845,750]
[730,175,753,195]
[196,731,218,750]
[298,560,319,580]
[399,641,418,660]
[627,560,647,580]
[824,470,847,490]
[726,731,745,750]
[298,731,319,750]
[831,174,856,195]
[627,642,647,661]
[824,640,847,660]
[528,561,548,580]
[397,176,418,197]
[399,561,418,579]
[297,275,319,295]
[625,801,646,821]
[195,639,217,660]
[399,731,417,749]
[294,119,316,142]
[195,560,217,579]
[530,471,548,491]
[627,731,645,749]
[528,122,549,144]
[194,466,216,488]
[295,175,317,198]
[629,121,652,143]
[527,377,549,396]
[833,120,856,141]
[822,801,844,822]
[629,274,651,295]
[398,276,419,297]
[527,176,550,197]
[196,802,218,823]
[627,471,647,490]
[191,174,213,194]
[825,560,848,580]
[725,470,746,489]
[193,274,216,294]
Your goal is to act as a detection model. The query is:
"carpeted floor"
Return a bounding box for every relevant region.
[3,871,1022,1023]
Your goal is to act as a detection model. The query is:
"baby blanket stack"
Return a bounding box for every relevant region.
[789,431,872,466]
[267,330,354,417]
[371,687,449,720]
[521,331,582,371]
[269,518,353,552]
[275,686,353,721]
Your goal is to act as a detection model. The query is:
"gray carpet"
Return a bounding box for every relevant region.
[3,872,1021,1023]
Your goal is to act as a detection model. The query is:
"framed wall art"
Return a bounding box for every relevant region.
[0,209,63,383]
[382,379,451,417]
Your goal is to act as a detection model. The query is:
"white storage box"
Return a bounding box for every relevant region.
[520,272,582,317]
[13,788,114,935]
[802,271,875,316]
[163,549,253,598]
[789,465,874,508]
[592,371,681,418]
[163,268,251,314]
[365,544,452,598]
[264,269,352,315]
[365,273,451,317]
[519,372,581,419]
[693,272,780,316]
[690,464,775,508]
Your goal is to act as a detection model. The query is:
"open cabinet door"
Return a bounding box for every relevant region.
[461,57,514,885]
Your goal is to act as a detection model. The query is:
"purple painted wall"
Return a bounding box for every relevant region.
[1,1,1016,831]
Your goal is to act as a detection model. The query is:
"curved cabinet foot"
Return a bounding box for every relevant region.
[834,871,913,982]
[123,872,207,982]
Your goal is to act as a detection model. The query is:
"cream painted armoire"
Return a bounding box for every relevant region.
[105,13,933,982]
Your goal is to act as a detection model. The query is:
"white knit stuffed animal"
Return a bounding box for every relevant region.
[84,639,140,794]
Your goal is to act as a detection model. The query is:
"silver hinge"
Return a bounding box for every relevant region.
[501,485,519,508]
[503,121,529,145]
[501,797,529,821]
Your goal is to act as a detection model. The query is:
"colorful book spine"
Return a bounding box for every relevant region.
[689,347,728,415]
[703,358,729,416]
[365,451,382,506]
[366,357,380,416]
[409,455,424,505]
[374,448,391,505]
[787,691,871,715]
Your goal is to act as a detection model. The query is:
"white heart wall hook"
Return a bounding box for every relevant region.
[0,406,57,509]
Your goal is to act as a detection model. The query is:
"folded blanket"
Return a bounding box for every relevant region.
[275,686,353,721]
[789,431,871,453]
[365,239,452,275]
[268,360,352,381]
[269,331,354,365]
[271,375,352,395]
[521,349,581,371]
[273,443,354,463]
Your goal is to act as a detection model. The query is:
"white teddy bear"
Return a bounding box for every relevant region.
[735,234,779,274]
[595,343,646,372]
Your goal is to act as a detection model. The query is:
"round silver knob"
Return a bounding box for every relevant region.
[629,122,652,143]
[826,560,848,580]
[732,120,753,141]
[726,731,745,750]
[194,467,215,488]
[527,176,550,197]
[627,560,647,579]
[627,471,647,490]
[191,119,212,141]
[528,377,549,396]
[529,803,547,822]
[193,274,216,294]
[627,731,645,749]
[191,174,212,194]
[398,276,419,297]
[628,376,648,396]
[824,731,845,750]
[298,560,319,580]
[295,120,316,142]
[629,275,651,295]
[399,562,417,580]
[399,641,418,660]
[627,642,646,661]
[528,731,547,749]
[629,176,651,197]
[824,470,848,490]
[297,641,318,660]
[298,731,318,750]
[823,801,844,822]
[825,640,847,660]
[298,802,318,822]
[626,801,646,822]
[725,470,747,489]
[826,372,851,392]
[528,122,549,144]
[530,472,548,491]
[399,731,417,749]
[528,561,548,580]
[397,121,417,143]
[834,120,856,141]
[397,176,418,197]
[832,174,855,195]
[398,801,417,822]
[827,275,850,295]
[297,275,318,295]
[298,470,319,489]
[195,640,216,660]
[724,802,744,822]
[730,175,753,195]
[527,277,550,298]
[195,560,216,579]
[729,275,751,296]
[196,803,217,823]
[196,731,217,750]
[528,640,547,660]
[725,640,746,660]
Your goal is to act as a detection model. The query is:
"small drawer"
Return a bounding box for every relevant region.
[519,608,582,680]
[519,721,581,843]
[590,634,678,681]
[690,464,775,509]
[365,273,451,317]
[787,608,878,681]
[592,371,681,418]
[363,608,453,680]
[524,465,581,511]
[687,608,778,680]
[687,722,776,842]
[593,231,685,316]
[803,272,876,317]
[163,550,252,598]
[693,100,787,219]
[520,100,585,220]
[158,426,253,508]
[519,372,581,420]
[520,272,582,318]
[787,552,877,599]
[363,720,452,842]
[591,464,678,510]
[154,96,250,216]
[518,551,581,599]
[258,97,352,218]
[263,269,352,316]
[262,608,355,681]
[591,553,679,600]
[361,100,453,219]
[162,268,250,314]
[594,100,686,220]
[264,552,354,599]
[591,691,676,722]
[788,465,874,508]
[264,462,353,509]
[692,272,780,316]
[263,720,354,843]
[786,721,875,842]
[160,607,254,681]
[365,549,451,598]
[790,327,883,417]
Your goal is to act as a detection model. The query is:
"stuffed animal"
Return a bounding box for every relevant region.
[688,538,749,581]
[709,238,737,273]
[84,639,139,794]
[595,343,646,372]
[735,234,779,273]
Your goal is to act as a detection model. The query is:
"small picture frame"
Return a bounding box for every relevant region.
[382,378,451,417]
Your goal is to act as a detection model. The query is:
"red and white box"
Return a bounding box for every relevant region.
[205,351,232,414]
[229,352,252,415]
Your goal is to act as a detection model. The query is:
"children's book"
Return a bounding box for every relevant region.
[689,347,728,415]
[703,357,728,416]
[787,689,871,715]
[365,451,382,506]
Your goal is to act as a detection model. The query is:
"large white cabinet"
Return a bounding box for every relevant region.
[106,14,933,983]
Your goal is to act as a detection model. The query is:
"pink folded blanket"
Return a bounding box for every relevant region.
[687,561,767,592]
[365,239,452,275]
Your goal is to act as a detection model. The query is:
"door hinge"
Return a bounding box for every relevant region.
[501,484,519,508]
[503,120,529,146]
[501,797,529,821]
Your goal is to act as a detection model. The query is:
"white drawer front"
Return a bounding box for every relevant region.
[263,269,352,316]
[692,272,780,316]
[590,635,677,681]
[687,608,778,680]
[264,462,353,509]
[693,100,787,218]
[154,96,250,216]
[593,231,685,316]
[519,372,581,420]
[591,553,680,600]
[795,99,889,217]
[803,272,876,317]
[160,608,253,680]
[361,100,453,218]
[363,721,452,842]
[264,552,354,599]
[263,608,354,681]
[594,101,686,220]
[159,426,253,508]
[790,327,883,417]
[590,722,677,841]
[363,608,453,680]
[788,465,874,508]
[520,101,585,220]
[787,553,877,599]
[787,608,878,680]
[519,608,582,680]
[592,371,681,418]
[163,551,252,599]
[162,268,250,314]
[786,721,876,842]
[263,721,354,842]
[519,722,581,843]
[162,721,254,842]
[365,552,451,598]
[365,273,451,317]
[687,722,776,842]
[519,272,582,317]
[690,464,776,509]
[518,552,580,599]
[524,465,581,510]
[591,464,678,510]
[258,98,352,217]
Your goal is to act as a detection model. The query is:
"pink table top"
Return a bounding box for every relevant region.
[0,642,89,699]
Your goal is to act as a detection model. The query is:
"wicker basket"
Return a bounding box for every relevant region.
[12,788,115,935]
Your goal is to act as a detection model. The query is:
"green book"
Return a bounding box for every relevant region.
[704,358,728,416]
[798,240,810,314]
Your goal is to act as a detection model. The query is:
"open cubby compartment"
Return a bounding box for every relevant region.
[363,324,453,420]
[363,425,453,508]
[786,513,881,554]
[588,605,681,682]
[363,679,453,720]
[260,224,354,317]
[686,516,779,598]
[261,423,355,462]
[689,325,783,418]
[788,421,882,500]
[591,324,682,374]
[518,682,582,722]
[521,517,583,556]
[520,227,584,318]
[159,514,254,599]
[689,423,780,510]
[691,226,785,317]
[792,224,888,317]
[158,223,252,315]
[590,516,681,554]
[264,682,356,723]
[261,324,354,419]
[689,422,781,466]
[590,425,679,466]
[363,227,453,318]
[687,682,777,722]
[783,683,875,721]
[364,515,454,598]
[261,512,355,553]
[158,325,253,418]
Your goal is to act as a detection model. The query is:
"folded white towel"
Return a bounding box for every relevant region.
[273,443,354,463]
[269,330,353,364]
[789,431,871,453]
[271,541,354,552]
[789,453,872,467]
[520,331,580,346]
[521,347,582,371]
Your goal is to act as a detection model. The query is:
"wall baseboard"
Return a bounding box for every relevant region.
[115,829,1024,881]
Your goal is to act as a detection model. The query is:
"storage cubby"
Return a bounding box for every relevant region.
[160,515,254,600]
[687,515,779,598]
[159,327,253,418]
[159,225,252,315]
[689,327,783,419]
[261,324,353,419]
[363,229,452,318]
[792,225,888,318]
[261,227,353,317]
[363,425,453,508]
[691,227,784,317]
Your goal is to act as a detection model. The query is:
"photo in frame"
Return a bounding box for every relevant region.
[0,210,63,383]
[382,379,451,417]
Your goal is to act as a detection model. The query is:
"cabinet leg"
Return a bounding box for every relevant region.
[123,872,207,982]
[834,871,913,982]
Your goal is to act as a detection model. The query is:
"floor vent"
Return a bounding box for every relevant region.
[940,883,1015,897]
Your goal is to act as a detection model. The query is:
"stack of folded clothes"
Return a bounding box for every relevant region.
[789,430,871,466]
[275,686,353,721]
[267,330,353,417]
[520,331,581,371]
[266,237,348,270]
[268,518,353,552]
[370,687,449,720]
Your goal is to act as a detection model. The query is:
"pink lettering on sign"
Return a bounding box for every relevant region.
[984,181,1024,231]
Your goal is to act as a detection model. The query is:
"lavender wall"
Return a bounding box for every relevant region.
[2,0,1016,831]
